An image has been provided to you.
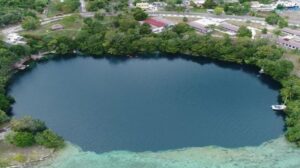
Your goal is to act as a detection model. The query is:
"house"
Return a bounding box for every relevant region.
[251,1,275,11]
[276,0,300,8]
[191,0,205,7]
[188,21,210,33]
[188,19,219,33]
[183,0,205,7]
[277,36,300,50]
[282,28,300,37]
[142,17,174,33]
[51,24,64,31]
[152,2,167,8]
[136,2,150,10]
[183,0,191,6]
[220,22,239,33]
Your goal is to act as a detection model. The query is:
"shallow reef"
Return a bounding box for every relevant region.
[35,136,300,168]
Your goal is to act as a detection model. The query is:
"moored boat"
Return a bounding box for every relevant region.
[271,104,286,111]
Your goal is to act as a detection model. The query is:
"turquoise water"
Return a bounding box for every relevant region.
[35,137,300,168]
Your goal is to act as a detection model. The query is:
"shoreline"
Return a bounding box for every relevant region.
[5,54,287,167]
[33,136,300,168]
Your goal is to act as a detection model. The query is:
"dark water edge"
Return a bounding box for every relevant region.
[8,54,284,153]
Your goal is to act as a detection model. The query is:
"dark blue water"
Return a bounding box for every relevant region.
[9,56,284,153]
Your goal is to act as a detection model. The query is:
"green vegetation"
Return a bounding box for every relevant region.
[133,8,148,21]
[0,0,48,27]
[11,116,47,133]
[224,2,250,15]
[21,16,41,30]
[237,26,252,38]
[214,7,224,15]
[265,13,288,28]
[0,110,9,124]
[35,129,65,148]
[5,117,64,149]
[0,42,29,114]
[6,132,35,147]
[86,0,128,13]
[262,28,268,34]
[203,0,217,9]
[47,0,80,16]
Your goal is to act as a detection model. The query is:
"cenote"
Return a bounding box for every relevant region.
[8,55,284,153]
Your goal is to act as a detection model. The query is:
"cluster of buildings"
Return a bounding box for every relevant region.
[277,28,300,50]
[187,18,241,36]
[135,0,212,11]
[276,0,300,9]
[251,0,300,11]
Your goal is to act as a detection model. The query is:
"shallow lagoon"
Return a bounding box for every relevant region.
[9,56,284,154]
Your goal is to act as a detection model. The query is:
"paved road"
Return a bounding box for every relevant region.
[148,11,300,26]
[80,0,87,13]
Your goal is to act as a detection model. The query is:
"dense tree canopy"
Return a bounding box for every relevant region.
[21,16,40,30]
[133,8,148,21]
[0,0,47,27]
[265,13,288,28]
[35,129,65,148]
[0,110,9,124]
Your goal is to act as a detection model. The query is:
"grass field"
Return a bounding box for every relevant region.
[21,14,84,38]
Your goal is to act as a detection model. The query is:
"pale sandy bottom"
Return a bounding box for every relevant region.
[34,136,300,168]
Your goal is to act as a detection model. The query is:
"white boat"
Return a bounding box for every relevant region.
[271,104,286,111]
[259,68,264,74]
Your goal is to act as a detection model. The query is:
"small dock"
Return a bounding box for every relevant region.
[13,57,31,70]
[31,52,49,61]
[13,52,50,70]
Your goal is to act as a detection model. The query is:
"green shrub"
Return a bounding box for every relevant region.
[11,116,47,133]
[237,26,252,38]
[6,132,35,147]
[21,16,40,30]
[0,110,9,124]
[35,129,64,148]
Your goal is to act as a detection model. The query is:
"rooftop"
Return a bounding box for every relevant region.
[282,28,300,37]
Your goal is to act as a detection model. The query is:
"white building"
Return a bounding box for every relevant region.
[192,0,205,7]
[277,36,300,50]
[136,2,150,10]
[276,0,300,8]
[251,1,276,11]
[183,0,205,7]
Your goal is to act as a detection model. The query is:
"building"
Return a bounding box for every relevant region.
[142,17,174,33]
[277,36,300,50]
[282,28,300,37]
[188,19,219,33]
[136,2,150,10]
[188,21,210,33]
[191,0,205,7]
[251,1,276,11]
[183,0,205,7]
[276,0,300,8]
[51,24,64,31]
[220,22,239,33]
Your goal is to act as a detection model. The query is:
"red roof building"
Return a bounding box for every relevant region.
[143,18,166,27]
